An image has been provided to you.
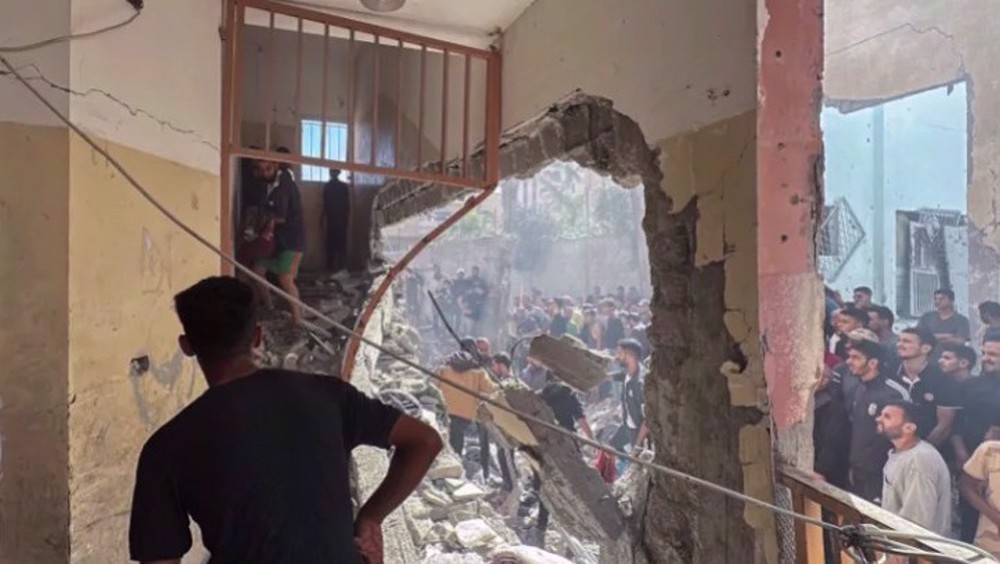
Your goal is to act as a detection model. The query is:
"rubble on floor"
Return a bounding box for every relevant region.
[256,271,374,373]
[371,299,595,563]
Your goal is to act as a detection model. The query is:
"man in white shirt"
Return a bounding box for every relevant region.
[876,400,952,536]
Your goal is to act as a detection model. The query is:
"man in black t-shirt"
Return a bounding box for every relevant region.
[128,277,442,564]
[917,288,971,351]
[953,335,1000,542]
[252,158,307,326]
[893,327,959,448]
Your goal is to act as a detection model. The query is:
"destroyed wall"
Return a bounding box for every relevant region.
[499,1,778,562]
[824,0,1000,337]
[0,1,221,562]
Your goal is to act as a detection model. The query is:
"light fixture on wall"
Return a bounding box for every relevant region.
[360,0,405,12]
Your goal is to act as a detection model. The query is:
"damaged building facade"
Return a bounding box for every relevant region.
[3,0,996,562]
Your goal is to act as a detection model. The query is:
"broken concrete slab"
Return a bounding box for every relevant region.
[490,545,575,564]
[427,452,464,481]
[452,482,488,502]
[528,334,611,392]
[454,519,503,551]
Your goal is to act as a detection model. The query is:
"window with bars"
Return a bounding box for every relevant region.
[300,119,349,182]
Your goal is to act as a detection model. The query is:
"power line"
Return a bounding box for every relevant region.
[0,7,141,53]
[1,54,992,564]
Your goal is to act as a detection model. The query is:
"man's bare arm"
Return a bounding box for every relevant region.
[356,415,442,524]
[960,472,1000,528]
[926,407,956,446]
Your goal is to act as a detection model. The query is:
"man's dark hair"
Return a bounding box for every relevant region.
[882,399,933,439]
[492,352,511,369]
[980,301,1000,319]
[174,277,257,362]
[840,306,869,326]
[985,333,1000,346]
[853,286,873,297]
[935,288,956,301]
[459,337,478,355]
[901,326,937,349]
[941,343,977,367]
[870,305,895,326]
[849,338,883,364]
[617,338,644,360]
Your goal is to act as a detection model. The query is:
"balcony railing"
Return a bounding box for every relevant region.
[779,465,989,563]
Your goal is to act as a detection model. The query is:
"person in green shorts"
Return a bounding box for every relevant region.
[252,157,306,326]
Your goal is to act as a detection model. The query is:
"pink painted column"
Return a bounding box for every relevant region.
[757,0,825,468]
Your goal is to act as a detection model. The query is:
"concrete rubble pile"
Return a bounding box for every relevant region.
[371,301,587,564]
[256,272,374,373]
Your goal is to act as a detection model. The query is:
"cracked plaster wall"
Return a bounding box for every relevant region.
[1,0,222,562]
[825,0,1000,334]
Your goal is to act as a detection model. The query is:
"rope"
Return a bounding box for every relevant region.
[2,53,992,563]
[0,8,141,53]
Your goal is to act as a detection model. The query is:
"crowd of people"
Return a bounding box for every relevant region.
[424,281,653,549]
[816,284,1000,557]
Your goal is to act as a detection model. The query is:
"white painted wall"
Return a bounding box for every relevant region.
[0,0,71,125]
[501,0,756,139]
[823,82,968,314]
[69,0,221,174]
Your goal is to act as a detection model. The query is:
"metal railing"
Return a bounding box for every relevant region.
[779,465,987,563]
[220,0,501,258]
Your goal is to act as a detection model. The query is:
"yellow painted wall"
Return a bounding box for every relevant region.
[0,122,70,564]
[66,135,218,563]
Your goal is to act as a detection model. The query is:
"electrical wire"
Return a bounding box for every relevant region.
[0,8,141,53]
[2,54,993,564]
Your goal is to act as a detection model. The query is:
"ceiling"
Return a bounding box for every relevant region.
[281,0,536,47]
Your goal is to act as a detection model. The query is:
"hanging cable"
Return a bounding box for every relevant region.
[0,6,141,53]
[2,55,993,564]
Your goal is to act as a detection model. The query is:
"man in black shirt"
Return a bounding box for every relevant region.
[252,158,307,326]
[893,327,959,447]
[846,338,910,503]
[530,375,593,547]
[321,169,351,273]
[953,335,1000,542]
[600,298,626,351]
[129,277,442,564]
[814,365,850,489]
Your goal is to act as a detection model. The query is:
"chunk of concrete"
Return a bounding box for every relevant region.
[452,482,488,502]
[489,545,575,564]
[528,334,611,392]
[454,518,502,550]
[427,451,465,480]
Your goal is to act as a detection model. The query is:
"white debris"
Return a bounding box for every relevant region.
[452,483,488,502]
[454,519,503,550]
[490,545,575,564]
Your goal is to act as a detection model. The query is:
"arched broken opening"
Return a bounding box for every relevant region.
[356,92,770,563]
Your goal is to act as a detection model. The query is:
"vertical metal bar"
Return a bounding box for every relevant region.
[220,0,236,274]
[347,29,355,166]
[263,10,276,151]
[484,50,502,183]
[231,2,246,148]
[294,18,304,156]
[440,49,449,173]
[320,24,329,165]
[417,45,426,169]
[395,39,403,168]
[371,34,380,166]
[462,53,470,178]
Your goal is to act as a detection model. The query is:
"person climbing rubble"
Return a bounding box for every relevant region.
[128,276,442,564]
[436,339,499,483]
[251,155,306,327]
